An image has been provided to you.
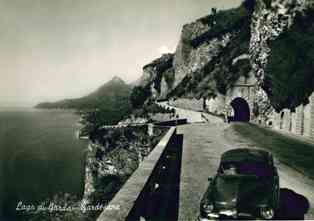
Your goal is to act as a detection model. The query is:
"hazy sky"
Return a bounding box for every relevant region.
[0,0,242,107]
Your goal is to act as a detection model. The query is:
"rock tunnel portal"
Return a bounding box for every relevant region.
[230,97,250,122]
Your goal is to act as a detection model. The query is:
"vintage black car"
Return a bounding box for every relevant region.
[198,148,280,220]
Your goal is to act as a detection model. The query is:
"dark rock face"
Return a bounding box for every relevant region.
[139,53,174,100]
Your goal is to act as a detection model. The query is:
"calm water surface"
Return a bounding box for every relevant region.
[0,108,87,220]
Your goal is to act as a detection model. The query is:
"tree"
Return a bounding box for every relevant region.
[130,86,152,108]
[243,0,256,13]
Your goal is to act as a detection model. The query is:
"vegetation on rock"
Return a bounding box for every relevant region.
[130,85,152,109]
[132,102,175,120]
[192,4,251,48]
[263,8,314,111]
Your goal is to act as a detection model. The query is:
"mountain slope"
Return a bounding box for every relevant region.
[36,76,132,110]
[36,76,133,125]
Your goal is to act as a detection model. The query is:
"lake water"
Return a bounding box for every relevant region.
[0,109,88,220]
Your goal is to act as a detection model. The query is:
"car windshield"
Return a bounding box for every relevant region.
[220,162,272,177]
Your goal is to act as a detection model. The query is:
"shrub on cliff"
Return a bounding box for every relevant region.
[263,0,271,8]
[87,175,124,219]
[163,68,175,88]
[143,103,174,115]
[130,85,152,108]
[84,103,130,129]
[192,4,249,48]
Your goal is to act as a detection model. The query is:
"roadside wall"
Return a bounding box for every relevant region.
[96,127,179,221]
[268,92,314,141]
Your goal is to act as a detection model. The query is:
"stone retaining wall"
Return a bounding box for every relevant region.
[269,92,314,141]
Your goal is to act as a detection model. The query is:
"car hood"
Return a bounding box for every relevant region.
[212,175,272,208]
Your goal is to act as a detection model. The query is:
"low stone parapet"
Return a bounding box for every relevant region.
[96,127,178,221]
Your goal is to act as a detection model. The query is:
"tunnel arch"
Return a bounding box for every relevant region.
[230,97,250,122]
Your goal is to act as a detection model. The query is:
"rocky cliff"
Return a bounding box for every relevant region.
[137,2,252,99]
[138,4,251,100]
[250,0,309,114]
[140,53,175,100]
[137,0,314,118]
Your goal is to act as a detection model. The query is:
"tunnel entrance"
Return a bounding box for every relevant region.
[230,97,250,122]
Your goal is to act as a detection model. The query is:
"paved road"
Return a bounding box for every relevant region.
[157,101,224,124]
[158,102,205,123]
[177,123,314,220]
[157,101,314,220]
[177,123,232,221]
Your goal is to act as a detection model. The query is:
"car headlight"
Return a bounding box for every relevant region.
[260,207,275,220]
[202,203,214,213]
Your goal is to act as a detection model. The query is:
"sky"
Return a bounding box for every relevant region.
[0,0,242,107]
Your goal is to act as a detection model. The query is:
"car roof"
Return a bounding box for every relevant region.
[221,148,271,164]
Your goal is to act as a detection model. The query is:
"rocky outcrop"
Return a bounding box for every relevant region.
[173,17,225,89]
[139,54,174,100]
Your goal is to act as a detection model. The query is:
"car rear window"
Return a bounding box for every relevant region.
[221,162,273,177]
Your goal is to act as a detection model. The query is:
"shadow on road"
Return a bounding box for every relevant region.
[275,188,310,220]
[127,133,183,221]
